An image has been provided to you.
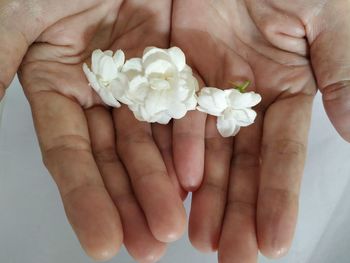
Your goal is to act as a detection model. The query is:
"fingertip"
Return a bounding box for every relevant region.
[259,244,290,259]
[257,189,297,260]
[153,218,187,243]
[179,173,203,192]
[79,221,123,262]
[188,193,223,254]
[132,243,167,263]
[85,244,121,262]
[189,208,217,253]
[63,187,123,262]
[174,148,204,192]
[173,111,206,192]
[173,141,204,192]
[153,204,187,243]
[322,81,350,143]
[257,221,293,259]
[189,234,217,254]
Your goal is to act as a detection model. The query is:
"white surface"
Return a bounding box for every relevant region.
[0,96,5,129]
[0,77,350,263]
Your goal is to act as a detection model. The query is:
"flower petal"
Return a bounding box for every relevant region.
[98,87,121,108]
[144,90,169,116]
[143,47,169,62]
[104,50,113,57]
[144,59,175,77]
[149,78,171,90]
[142,47,176,77]
[91,49,104,74]
[224,108,257,127]
[113,50,125,70]
[154,113,172,124]
[217,116,241,137]
[244,92,262,107]
[197,87,228,116]
[99,56,119,81]
[184,95,198,111]
[127,75,149,103]
[122,58,143,73]
[110,74,132,105]
[227,89,262,109]
[168,47,186,71]
[168,102,188,119]
[83,63,102,92]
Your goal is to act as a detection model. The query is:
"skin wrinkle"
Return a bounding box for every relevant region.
[1,0,349,261]
[243,2,309,66]
[14,1,184,260]
[171,1,336,260]
[323,81,350,101]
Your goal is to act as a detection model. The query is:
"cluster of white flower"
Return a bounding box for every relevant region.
[83,47,198,124]
[197,87,261,137]
[83,47,261,137]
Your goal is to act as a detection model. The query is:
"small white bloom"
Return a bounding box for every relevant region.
[121,47,199,124]
[83,49,129,107]
[198,87,262,137]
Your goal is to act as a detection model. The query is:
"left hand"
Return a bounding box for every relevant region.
[17,0,186,261]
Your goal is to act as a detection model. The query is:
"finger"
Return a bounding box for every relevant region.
[0,25,28,99]
[309,3,350,141]
[173,74,207,191]
[188,116,233,252]
[25,86,123,261]
[218,114,263,263]
[86,107,166,263]
[152,123,188,200]
[257,95,314,258]
[114,107,186,243]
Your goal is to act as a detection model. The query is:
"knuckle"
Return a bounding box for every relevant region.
[93,147,120,164]
[259,187,298,210]
[205,137,233,155]
[202,180,228,196]
[262,139,306,157]
[118,129,153,147]
[232,152,260,169]
[322,80,350,101]
[259,16,276,36]
[132,169,167,186]
[226,198,256,217]
[110,190,136,206]
[42,134,91,167]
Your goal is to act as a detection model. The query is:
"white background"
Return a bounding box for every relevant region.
[1,78,349,263]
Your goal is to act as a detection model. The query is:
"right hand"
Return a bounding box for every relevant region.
[171,0,350,262]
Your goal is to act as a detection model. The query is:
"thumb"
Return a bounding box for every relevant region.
[0,0,101,100]
[0,27,28,99]
[309,1,350,142]
[0,1,44,100]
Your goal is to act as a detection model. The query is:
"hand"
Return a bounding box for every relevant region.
[172,0,350,262]
[1,0,187,261]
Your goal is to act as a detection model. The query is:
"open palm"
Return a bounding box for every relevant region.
[172,0,350,262]
[17,0,187,262]
[1,0,349,262]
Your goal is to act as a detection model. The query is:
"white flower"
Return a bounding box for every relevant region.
[197,87,262,137]
[83,49,128,107]
[120,47,199,124]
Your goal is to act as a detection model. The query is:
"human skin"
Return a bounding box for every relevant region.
[1,0,350,262]
[1,0,188,262]
[171,0,350,262]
